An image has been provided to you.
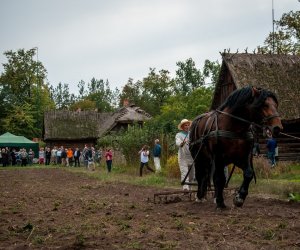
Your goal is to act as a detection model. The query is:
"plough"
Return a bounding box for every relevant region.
[153,184,237,204]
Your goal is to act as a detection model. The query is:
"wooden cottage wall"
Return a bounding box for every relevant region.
[46,139,97,150]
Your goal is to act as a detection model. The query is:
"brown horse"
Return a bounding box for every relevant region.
[189,86,283,209]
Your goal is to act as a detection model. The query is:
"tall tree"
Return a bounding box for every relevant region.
[85,78,115,112]
[259,10,300,54]
[119,78,143,107]
[175,58,205,94]
[142,68,174,115]
[202,59,221,86]
[49,82,76,110]
[0,48,47,104]
[0,48,54,137]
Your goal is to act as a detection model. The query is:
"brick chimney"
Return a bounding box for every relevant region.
[123,98,129,107]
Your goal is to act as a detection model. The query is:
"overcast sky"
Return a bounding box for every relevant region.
[0,0,299,93]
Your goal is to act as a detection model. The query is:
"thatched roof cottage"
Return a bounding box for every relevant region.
[212,53,300,161]
[43,104,151,149]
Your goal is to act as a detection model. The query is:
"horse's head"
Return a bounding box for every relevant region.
[252,87,283,137]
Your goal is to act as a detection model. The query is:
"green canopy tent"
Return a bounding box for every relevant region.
[0,132,39,158]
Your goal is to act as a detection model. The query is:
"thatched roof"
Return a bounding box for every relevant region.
[43,105,151,140]
[115,105,152,122]
[212,53,300,121]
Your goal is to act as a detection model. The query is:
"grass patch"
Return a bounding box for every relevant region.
[262,229,276,240]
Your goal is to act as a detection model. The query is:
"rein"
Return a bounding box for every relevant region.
[216,109,263,129]
[216,110,300,140]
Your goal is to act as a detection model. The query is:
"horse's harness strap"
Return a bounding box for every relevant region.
[190,111,254,147]
[262,113,280,123]
[208,130,254,141]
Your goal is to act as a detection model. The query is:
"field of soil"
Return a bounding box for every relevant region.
[0,168,299,249]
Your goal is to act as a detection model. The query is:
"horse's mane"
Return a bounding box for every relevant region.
[218,86,278,112]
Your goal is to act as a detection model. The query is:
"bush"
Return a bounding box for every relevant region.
[253,157,292,179]
[164,155,180,178]
[253,157,272,179]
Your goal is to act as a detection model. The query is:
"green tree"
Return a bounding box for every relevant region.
[260,10,300,54]
[141,68,174,115]
[69,99,96,111]
[2,103,38,138]
[85,78,115,112]
[49,82,76,109]
[175,58,205,94]
[0,48,55,137]
[151,86,213,134]
[119,78,143,107]
[203,59,221,86]
[0,48,46,104]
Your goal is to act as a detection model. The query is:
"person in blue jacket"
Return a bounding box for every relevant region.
[153,139,161,173]
[266,130,277,167]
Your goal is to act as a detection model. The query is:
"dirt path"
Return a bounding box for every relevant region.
[0,168,299,249]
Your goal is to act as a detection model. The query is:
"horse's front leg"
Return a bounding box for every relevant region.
[234,157,254,207]
[213,158,226,209]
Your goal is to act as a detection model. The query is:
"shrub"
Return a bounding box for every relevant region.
[253,157,292,179]
[164,155,180,178]
[253,157,272,179]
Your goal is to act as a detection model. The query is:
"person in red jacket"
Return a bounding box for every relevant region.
[104,148,113,173]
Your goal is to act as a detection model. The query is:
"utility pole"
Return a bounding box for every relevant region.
[272,0,275,53]
[33,47,41,138]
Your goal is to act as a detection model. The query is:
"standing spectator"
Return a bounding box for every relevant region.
[16,150,22,165]
[275,145,279,163]
[82,144,89,168]
[51,146,58,164]
[153,139,162,173]
[266,131,277,167]
[21,148,28,166]
[104,148,113,173]
[175,119,195,191]
[11,149,17,166]
[56,147,62,164]
[139,145,155,176]
[67,148,74,167]
[1,148,9,167]
[95,148,102,166]
[82,144,89,169]
[28,148,34,165]
[61,148,67,166]
[74,147,81,167]
[6,147,11,165]
[87,146,95,171]
[39,148,45,165]
[0,149,2,166]
[45,147,51,165]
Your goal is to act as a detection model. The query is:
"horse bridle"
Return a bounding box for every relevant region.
[261,113,280,124]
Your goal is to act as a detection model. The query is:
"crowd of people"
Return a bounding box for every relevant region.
[0,147,35,167]
[0,145,115,172]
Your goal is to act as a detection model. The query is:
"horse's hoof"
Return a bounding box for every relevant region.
[233,195,244,207]
[195,197,207,203]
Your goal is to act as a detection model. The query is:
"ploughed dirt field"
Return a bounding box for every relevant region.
[0,168,299,249]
